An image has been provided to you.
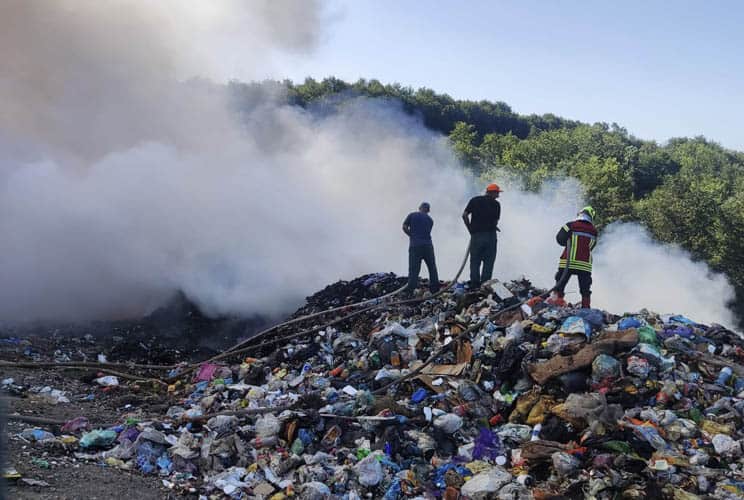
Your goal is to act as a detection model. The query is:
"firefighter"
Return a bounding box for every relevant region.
[550,206,597,308]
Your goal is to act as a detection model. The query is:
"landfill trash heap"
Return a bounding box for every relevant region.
[5,272,744,499]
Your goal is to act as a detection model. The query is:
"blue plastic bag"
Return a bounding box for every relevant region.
[472,427,505,461]
[574,308,605,330]
[618,317,642,330]
[558,316,591,339]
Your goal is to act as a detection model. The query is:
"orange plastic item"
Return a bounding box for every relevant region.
[526,296,544,307]
[489,415,503,425]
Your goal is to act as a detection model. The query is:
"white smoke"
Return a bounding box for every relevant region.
[489,177,735,327]
[592,224,735,326]
[0,1,736,328]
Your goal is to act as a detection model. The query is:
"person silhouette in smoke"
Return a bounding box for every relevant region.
[402,202,440,295]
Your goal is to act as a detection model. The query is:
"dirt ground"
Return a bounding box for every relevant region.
[2,366,189,499]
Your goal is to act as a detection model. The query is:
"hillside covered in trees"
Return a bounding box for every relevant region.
[231,77,744,325]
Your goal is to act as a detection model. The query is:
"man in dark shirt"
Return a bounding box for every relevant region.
[462,183,502,288]
[403,202,440,294]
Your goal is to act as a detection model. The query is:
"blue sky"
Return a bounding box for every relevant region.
[267,0,744,151]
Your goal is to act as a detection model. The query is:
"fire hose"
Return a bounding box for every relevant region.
[4,237,578,429]
[2,234,569,388]
[0,243,473,386]
[373,238,573,394]
[550,237,573,297]
[170,242,473,379]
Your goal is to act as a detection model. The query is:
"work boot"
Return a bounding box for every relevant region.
[581,295,591,309]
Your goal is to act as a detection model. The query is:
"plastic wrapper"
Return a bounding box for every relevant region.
[460,468,513,499]
[255,413,281,438]
[592,354,621,381]
[355,454,383,486]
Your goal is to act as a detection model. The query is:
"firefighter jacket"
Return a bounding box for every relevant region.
[556,219,597,272]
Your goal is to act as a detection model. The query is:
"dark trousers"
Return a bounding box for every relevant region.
[469,231,497,287]
[554,267,592,296]
[407,244,439,293]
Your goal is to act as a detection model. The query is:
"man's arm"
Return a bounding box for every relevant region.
[556,224,570,246]
[494,201,501,232]
[462,199,473,233]
[462,211,471,233]
[402,214,412,236]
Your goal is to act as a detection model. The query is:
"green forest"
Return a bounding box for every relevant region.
[233,77,744,324]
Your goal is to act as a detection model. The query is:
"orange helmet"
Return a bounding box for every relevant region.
[486,183,502,193]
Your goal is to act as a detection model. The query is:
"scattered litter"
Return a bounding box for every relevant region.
[20,478,50,487]
[93,376,119,387]
[3,273,744,498]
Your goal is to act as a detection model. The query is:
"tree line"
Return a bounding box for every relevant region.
[230,77,744,326]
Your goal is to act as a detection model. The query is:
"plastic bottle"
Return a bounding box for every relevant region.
[633,425,668,451]
[390,351,401,368]
[530,423,542,441]
[698,475,710,493]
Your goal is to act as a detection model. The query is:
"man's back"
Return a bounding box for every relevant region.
[404,211,433,246]
[465,195,500,233]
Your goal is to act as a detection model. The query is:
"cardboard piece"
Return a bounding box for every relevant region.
[528,329,639,385]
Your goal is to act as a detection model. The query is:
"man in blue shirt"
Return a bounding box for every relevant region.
[402,202,440,294]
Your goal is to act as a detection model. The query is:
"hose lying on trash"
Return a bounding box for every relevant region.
[224,242,471,356]
[7,243,474,386]
[373,240,575,395]
[176,242,473,379]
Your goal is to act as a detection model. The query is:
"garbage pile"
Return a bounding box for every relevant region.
[292,272,407,316]
[7,274,744,499]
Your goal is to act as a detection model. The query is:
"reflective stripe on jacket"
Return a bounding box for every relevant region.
[556,220,597,272]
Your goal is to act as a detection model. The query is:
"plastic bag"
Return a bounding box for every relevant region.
[94,376,120,387]
[637,326,659,345]
[207,415,238,437]
[712,434,741,456]
[626,356,651,378]
[80,429,118,448]
[355,454,383,486]
[21,428,55,442]
[136,440,167,474]
[591,354,621,381]
[255,413,281,438]
[545,333,585,354]
[434,413,463,434]
[557,316,591,339]
[618,317,643,330]
[574,308,605,330]
[61,416,90,433]
[461,468,513,499]
[552,451,581,476]
[472,428,506,463]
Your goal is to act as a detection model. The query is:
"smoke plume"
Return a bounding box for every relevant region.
[491,178,735,326]
[0,1,736,328]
